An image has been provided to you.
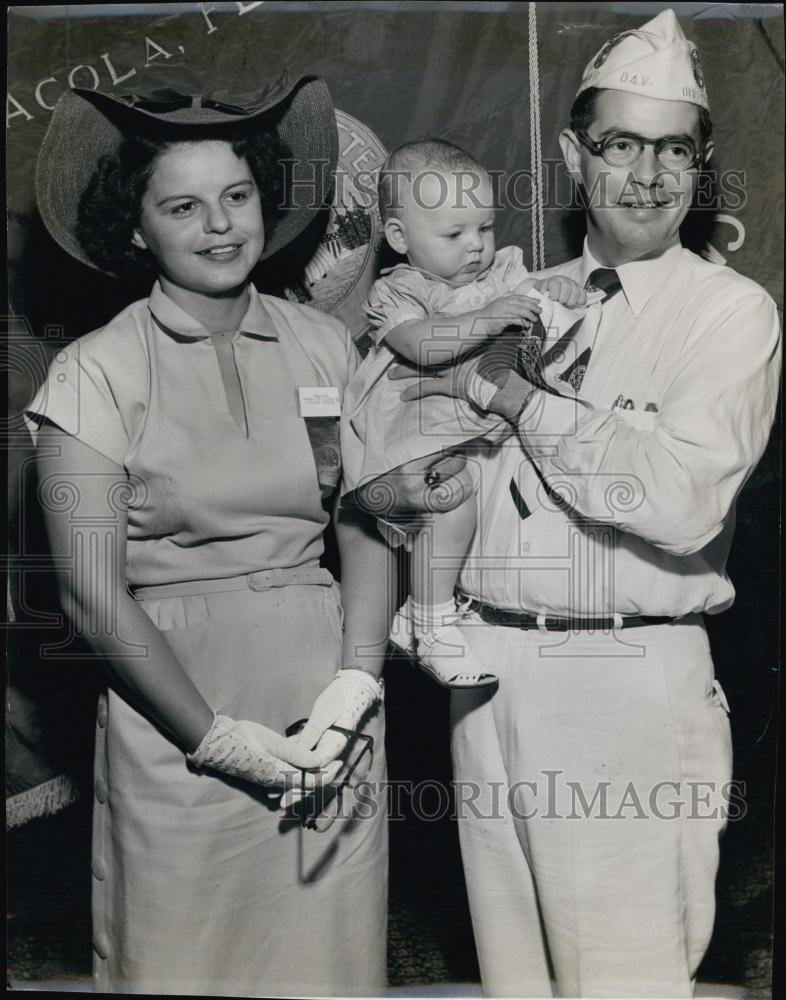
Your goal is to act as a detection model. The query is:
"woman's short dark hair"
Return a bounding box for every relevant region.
[76,125,289,277]
[569,86,713,146]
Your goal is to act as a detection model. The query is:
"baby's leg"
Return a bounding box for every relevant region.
[410,489,497,690]
[411,494,477,609]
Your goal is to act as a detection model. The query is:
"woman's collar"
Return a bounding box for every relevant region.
[148,281,279,341]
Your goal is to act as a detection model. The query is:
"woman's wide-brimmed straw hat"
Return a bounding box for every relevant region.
[35,73,338,272]
[281,107,387,340]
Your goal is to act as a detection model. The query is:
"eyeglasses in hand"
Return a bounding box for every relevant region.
[285,719,374,830]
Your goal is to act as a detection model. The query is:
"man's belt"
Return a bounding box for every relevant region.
[467,599,675,632]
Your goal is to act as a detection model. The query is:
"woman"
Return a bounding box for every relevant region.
[26,76,392,996]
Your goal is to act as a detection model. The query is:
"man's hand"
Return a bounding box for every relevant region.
[389,357,535,422]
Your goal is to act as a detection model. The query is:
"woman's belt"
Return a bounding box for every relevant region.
[130,565,333,600]
[466,599,675,632]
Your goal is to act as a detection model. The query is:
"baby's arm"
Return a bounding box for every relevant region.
[385,294,543,367]
[515,274,587,309]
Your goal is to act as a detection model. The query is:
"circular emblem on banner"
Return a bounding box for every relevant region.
[284,109,387,339]
[690,47,705,89]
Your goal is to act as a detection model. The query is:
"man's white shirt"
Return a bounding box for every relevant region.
[458,239,781,617]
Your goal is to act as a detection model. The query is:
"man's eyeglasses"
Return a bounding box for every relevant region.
[573,128,705,171]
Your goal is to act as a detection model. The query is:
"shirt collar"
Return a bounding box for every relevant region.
[581,239,684,318]
[148,281,279,341]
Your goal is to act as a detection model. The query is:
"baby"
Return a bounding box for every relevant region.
[341,139,586,688]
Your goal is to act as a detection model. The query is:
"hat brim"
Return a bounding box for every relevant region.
[280,108,387,332]
[35,76,339,274]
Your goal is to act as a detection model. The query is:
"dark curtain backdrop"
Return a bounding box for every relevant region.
[6,1,783,991]
[7,2,785,309]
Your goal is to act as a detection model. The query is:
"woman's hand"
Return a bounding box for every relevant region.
[292,669,383,766]
[279,670,381,823]
[188,713,340,790]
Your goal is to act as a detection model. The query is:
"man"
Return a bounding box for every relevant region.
[395,9,780,997]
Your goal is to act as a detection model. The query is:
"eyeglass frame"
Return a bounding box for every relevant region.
[572,127,707,170]
[285,719,374,830]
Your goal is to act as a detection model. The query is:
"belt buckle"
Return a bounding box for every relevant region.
[542,615,572,632]
[248,570,275,592]
[536,613,550,634]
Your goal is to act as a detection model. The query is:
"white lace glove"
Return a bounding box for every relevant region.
[187,713,340,790]
[280,669,382,820]
[293,669,383,765]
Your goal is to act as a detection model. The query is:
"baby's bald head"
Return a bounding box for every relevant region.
[378,139,490,221]
[377,140,497,284]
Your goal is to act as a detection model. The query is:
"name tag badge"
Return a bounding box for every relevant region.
[297,386,341,418]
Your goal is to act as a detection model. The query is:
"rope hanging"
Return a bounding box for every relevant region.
[528,1,546,271]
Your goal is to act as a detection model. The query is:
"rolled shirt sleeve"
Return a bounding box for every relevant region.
[517,285,781,556]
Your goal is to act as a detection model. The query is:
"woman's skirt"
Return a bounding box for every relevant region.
[92,567,387,996]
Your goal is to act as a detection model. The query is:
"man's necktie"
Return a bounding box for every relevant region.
[554,267,622,392]
[509,267,622,518]
[585,266,623,300]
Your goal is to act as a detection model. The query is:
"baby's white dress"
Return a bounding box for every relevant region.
[341,245,530,496]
